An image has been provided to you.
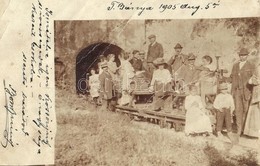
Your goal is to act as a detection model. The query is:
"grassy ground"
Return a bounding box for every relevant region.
[55,89,259,166]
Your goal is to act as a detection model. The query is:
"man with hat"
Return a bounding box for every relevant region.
[177,53,200,91]
[149,57,172,111]
[168,43,188,75]
[146,34,164,75]
[129,50,143,72]
[99,62,115,111]
[230,48,254,136]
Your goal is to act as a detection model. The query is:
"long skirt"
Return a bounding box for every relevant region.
[185,107,212,134]
[89,84,99,98]
[244,103,260,138]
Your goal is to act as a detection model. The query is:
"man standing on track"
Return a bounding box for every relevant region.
[146,34,164,77]
[230,48,254,136]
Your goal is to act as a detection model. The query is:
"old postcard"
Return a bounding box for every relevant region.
[0,0,259,165]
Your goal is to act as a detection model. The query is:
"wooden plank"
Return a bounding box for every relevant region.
[115,105,139,112]
[115,105,186,121]
[143,110,186,120]
[132,91,154,95]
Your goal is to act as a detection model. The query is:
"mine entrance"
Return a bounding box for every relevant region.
[76,43,123,94]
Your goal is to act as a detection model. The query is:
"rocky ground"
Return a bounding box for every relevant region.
[55,88,260,166]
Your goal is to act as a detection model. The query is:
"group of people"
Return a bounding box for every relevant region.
[88,52,138,110]
[87,34,260,141]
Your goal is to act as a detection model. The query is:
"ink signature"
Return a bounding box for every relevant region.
[1,80,17,148]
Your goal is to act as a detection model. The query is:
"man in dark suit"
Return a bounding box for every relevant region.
[99,62,115,111]
[168,43,188,75]
[129,50,143,72]
[230,48,254,135]
[177,53,200,90]
[146,35,164,75]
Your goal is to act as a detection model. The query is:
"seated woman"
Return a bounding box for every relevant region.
[184,84,212,136]
[149,58,172,111]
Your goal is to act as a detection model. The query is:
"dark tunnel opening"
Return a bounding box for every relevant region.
[76,43,123,94]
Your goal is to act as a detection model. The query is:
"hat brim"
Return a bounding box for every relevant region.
[148,35,156,39]
[154,62,167,66]
[174,47,183,49]
[219,88,228,90]
[238,53,249,56]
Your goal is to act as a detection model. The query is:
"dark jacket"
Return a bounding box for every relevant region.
[147,42,164,63]
[129,58,143,71]
[177,64,200,85]
[99,71,114,100]
[167,53,188,73]
[230,61,254,100]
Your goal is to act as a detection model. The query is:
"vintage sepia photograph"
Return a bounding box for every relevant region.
[54,18,260,165]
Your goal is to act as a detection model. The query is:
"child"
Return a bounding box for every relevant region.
[184,84,212,136]
[119,81,136,107]
[128,81,136,107]
[213,83,235,138]
[88,68,100,107]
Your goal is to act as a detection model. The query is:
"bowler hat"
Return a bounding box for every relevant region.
[101,62,108,68]
[148,34,156,39]
[174,43,183,49]
[238,48,249,55]
[153,57,166,65]
[188,53,196,60]
[219,83,228,90]
[132,50,139,55]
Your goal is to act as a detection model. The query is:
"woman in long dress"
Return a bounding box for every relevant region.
[118,52,135,105]
[120,53,135,91]
[184,85,212,135]
[244,55,260,138]
[88,68,100,106]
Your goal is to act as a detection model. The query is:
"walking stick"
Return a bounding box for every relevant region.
[215,55,221,93]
